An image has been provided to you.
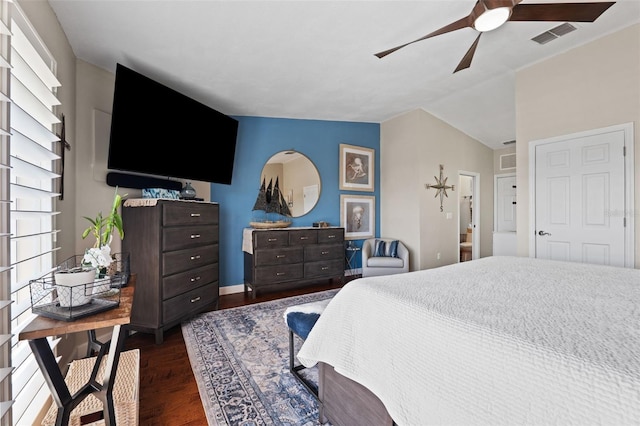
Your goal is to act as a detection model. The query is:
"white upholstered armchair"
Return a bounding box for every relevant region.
[361,238,409,278]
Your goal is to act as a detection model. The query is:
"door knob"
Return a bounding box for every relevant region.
[538,230,551,236]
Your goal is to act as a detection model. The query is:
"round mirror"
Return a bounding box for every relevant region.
[259,150,321,217]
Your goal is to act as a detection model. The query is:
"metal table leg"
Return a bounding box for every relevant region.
[29,324,128,425]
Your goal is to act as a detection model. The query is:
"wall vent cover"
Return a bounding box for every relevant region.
[550,22,577,37]
[532,23,576,45]
[500,153,517,170]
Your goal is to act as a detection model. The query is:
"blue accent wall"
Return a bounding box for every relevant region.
[210,116,380,288]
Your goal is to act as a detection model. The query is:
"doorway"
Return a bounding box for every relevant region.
[529,123,635,267]
[459,172,480,262]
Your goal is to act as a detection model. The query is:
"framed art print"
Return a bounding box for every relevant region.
[340,194,375,240]
[339,144,374,192]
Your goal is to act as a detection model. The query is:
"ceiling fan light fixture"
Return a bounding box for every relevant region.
[473,6,511,32]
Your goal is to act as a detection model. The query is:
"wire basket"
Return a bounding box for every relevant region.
[29,253,130,321]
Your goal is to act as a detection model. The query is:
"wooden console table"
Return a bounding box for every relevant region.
[19,277,136,426]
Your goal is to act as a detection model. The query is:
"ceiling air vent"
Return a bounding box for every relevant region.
[531,23,577,45]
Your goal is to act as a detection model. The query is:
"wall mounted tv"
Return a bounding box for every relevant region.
[107,63,238,185]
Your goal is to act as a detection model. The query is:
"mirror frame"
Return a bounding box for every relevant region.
[260,150,321,217]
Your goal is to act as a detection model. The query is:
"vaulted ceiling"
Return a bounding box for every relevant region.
[48,0,640,149]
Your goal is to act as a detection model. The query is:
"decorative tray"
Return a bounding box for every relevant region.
[249,220,292,229]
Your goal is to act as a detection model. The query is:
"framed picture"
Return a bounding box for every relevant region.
[339,144,374,192]
[340,195,375,240]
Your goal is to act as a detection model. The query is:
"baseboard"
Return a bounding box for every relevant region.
[345,268,362,277]
[219,283,245,295]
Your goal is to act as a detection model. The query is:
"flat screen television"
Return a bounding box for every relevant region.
[107,63,238,185]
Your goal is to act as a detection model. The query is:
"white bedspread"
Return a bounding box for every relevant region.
[297,256,640,426]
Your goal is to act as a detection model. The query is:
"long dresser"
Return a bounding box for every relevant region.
[243,227,345,297]
[123,199,219,344]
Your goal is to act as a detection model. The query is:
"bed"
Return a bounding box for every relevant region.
[297,256,640,426]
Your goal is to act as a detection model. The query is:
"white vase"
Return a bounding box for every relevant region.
[54,268,95,308]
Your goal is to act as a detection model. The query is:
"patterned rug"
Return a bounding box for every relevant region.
[181,289,339,426]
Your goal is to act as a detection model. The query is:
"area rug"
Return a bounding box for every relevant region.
[182,289,339,426]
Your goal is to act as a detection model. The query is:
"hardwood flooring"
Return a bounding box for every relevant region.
[124,280,346,425]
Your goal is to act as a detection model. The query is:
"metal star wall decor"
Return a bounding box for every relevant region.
[425,164,455,212]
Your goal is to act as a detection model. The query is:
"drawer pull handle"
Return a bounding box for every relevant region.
[322,266,329,270]
[300,237,309,240]
[190,255,201,261]
[321,251,329,255]
[268,238,278,242]
[276,254,286,258]
[190,234,201,239]
[190,213,201,218]
[328,235,336,238]
[276,272,286,276]
[190,276,201,283]
[190,296,201,303]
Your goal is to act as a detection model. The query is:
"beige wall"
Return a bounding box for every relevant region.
[381,109,494,270]
[516,23,640,267]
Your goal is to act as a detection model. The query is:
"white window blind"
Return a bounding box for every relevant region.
[0,1,62,424]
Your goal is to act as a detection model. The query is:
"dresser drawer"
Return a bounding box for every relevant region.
[304,259,344,279]
[163,244,219,276]
[318,229,344,244]
[163,225,218,251]
[254,231,289,249]
[163,202,219,226]
[163,264,218,300]
[254,246,303,267]
[289,229,317,246]
[254,263,303,284]
[163,284,218,325]
[304,243,343,262]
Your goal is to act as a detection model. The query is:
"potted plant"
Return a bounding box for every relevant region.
[81,187,127,293]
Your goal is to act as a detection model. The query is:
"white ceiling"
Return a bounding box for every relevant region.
[47,0,640,150]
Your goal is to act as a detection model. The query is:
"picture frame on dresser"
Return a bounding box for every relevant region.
[339,144,374,192]
[340,194,375,240]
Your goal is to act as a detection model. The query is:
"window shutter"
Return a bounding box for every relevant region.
[0,1,62,424]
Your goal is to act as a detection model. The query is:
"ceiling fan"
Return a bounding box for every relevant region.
[374,1,616,73]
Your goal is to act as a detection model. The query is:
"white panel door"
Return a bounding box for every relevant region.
[496,175,516,232]
[534,130,626,266]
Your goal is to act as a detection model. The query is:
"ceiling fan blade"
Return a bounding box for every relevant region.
[375,16,471,58]
[454,33,482,73]
[509,2,615,22]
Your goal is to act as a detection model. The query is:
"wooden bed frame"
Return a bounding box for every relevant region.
[318,362,394,426]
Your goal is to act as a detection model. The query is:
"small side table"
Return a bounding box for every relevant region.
[345,244,361,277]
[19,279,135,426]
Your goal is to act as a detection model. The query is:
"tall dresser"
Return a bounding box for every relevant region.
[123,199,219,344]
[243,227,344,297]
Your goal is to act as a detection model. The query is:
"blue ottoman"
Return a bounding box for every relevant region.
[284,299,331,397]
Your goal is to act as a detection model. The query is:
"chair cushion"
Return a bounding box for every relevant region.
[284,299,331,339]
[367,256,404,268]
[374,239,399,258]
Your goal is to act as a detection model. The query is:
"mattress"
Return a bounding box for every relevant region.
[297,256,640,426]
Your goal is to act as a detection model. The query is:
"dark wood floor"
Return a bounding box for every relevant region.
[124,280,345,425]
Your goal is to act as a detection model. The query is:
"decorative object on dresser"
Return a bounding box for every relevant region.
[122,199,219,344]
[243,227,345,298]
[250,176,292,229]
[180,181,197,199]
